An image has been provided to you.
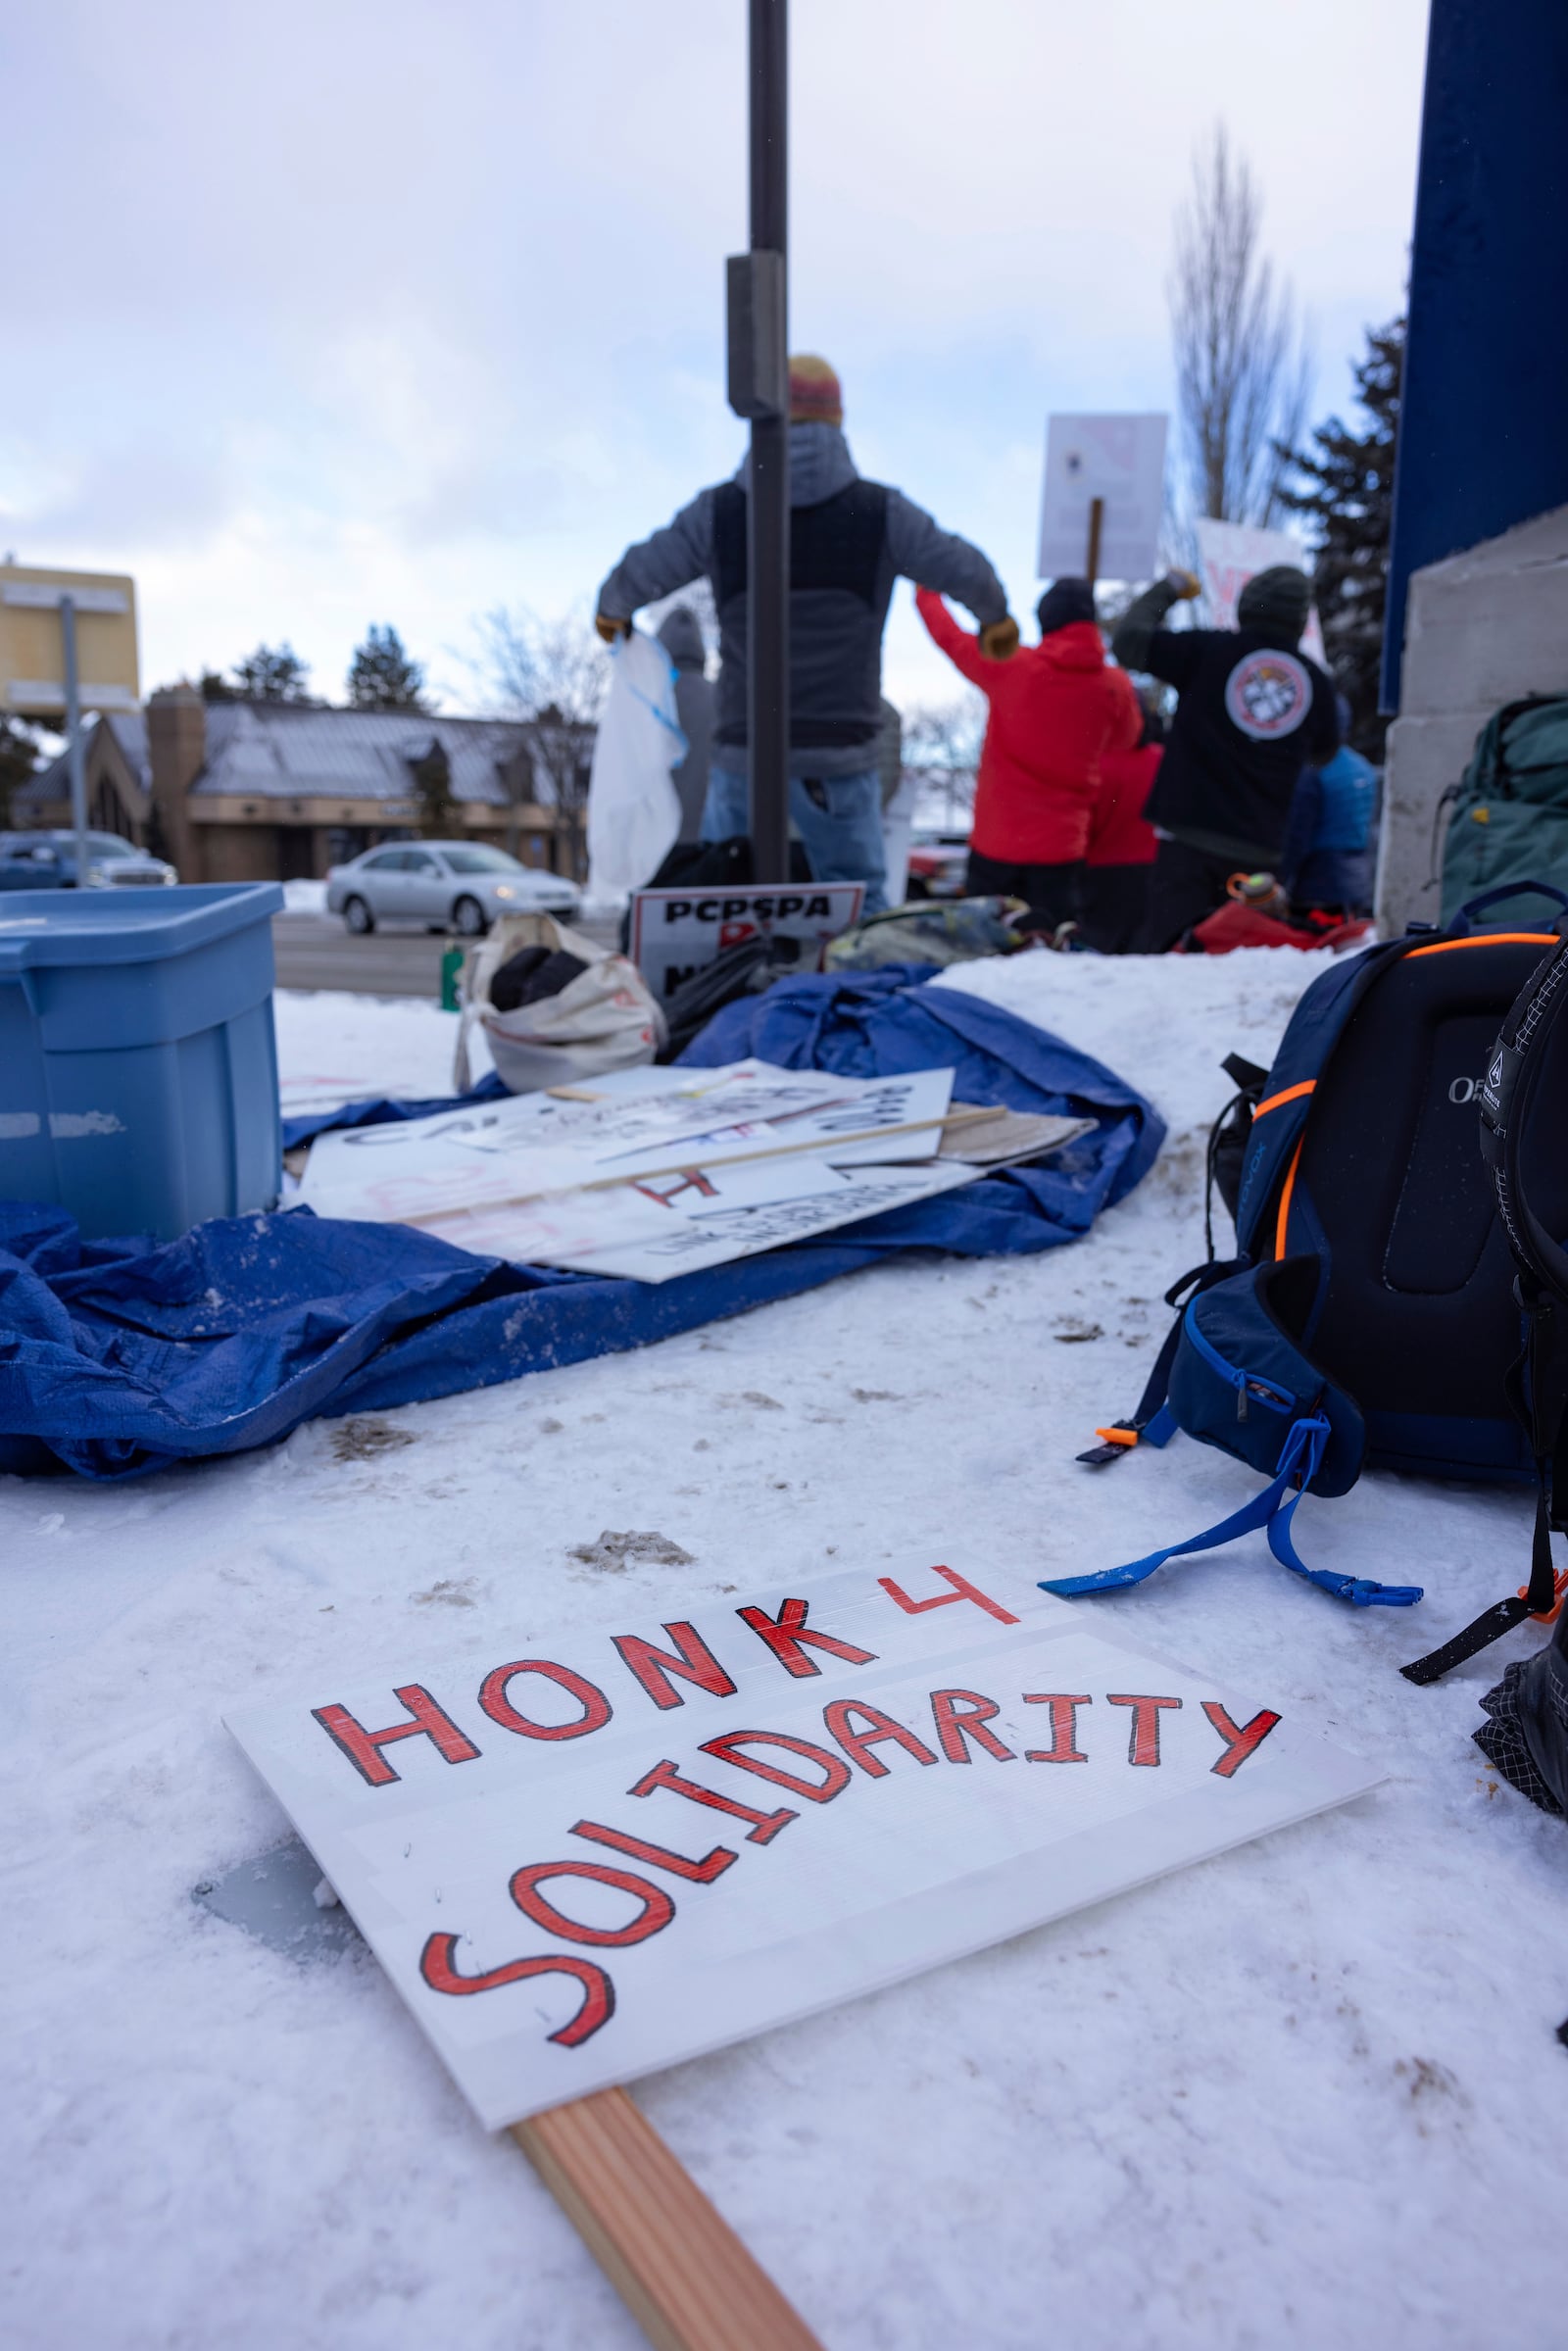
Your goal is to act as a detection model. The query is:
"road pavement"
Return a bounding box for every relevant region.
[270,910,621,999]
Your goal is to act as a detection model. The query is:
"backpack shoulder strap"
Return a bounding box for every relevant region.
[1403,936,1568,1683]
[1233,938,1411,1258]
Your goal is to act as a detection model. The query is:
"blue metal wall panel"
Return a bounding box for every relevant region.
[1383,0,1568,709]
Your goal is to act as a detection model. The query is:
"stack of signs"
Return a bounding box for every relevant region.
[297,1060,1092,1283]
[225,1559,1381,2130]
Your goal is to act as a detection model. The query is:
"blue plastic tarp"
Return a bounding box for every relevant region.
[0,968,1162,1481]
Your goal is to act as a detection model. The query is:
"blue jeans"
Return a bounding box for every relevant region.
[701,767,888,915]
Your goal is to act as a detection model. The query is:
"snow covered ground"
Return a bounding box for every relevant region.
[5,948,1565,2351]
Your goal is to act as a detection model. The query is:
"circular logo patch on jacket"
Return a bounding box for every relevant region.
[1224,649,1311,741]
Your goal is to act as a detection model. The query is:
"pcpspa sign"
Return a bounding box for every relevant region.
[226,1562,1379,2129]
[628,883,864,1005]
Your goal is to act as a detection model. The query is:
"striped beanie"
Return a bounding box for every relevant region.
[789,355,843,427]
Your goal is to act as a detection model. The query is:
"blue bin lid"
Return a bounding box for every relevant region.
[0,882,283,970]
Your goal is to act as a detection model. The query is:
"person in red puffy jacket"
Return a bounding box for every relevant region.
[916,577,1140,932]
[1079,698,1163,953]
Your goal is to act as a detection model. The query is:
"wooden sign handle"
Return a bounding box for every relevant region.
[514,2086,824,2351]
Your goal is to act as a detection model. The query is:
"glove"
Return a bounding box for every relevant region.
[595,612,633,644]
[1165,569,1201,602]
[979,615,1020,661]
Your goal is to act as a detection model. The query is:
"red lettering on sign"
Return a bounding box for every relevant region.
[612,1621,738,1712]
[1023,1693,1093,1763]
[930,1688,1015,1763]
[510,1859,674,1947]
[1107,1692,1182,1766]
[1201,1700,1282,1778]
[311,1686,480,1788]
[736,1596,878,1679]
[478,1660,612,1741]
[823,1698,939,1778]
[629,1757,797,1844]
[877,1565,1020,1625]
[417,1938,615,2042]
[569,1818,736,1884]
[700,1729,852,1802]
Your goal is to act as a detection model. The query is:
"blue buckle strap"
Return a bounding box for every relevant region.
[1044,1414,1423,1609]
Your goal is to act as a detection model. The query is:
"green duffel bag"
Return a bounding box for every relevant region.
[1441,695,1568,925]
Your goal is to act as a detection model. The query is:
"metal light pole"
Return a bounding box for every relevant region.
[58,594,91,887]
[725,0,789,884]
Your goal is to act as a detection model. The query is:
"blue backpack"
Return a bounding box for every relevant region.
[1048,883,1568,1678]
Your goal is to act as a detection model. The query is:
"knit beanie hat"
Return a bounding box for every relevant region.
[789,354,843,427]
[1237,565,1311,641]
[1036,576,1099,636]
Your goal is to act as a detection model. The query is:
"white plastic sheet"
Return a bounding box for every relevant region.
[586,628,685,896]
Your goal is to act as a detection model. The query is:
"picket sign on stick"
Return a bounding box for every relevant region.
[513,2085,823,2351]
[226,1560,1381,2340]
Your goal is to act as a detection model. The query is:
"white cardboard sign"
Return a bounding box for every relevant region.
[1192,518,1328,667]
[226,1562,1380,2130]
[628,883,864,1007]
[1038,413,1168,582]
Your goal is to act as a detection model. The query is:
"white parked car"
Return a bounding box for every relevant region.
[325,842,580,937]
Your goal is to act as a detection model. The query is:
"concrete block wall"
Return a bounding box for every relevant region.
[1378,502,1568,933]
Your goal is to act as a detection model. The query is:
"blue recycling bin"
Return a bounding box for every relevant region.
[0,883,284,1241]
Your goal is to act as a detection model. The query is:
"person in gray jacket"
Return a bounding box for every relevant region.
[655,605,712,845]
[596,355,1016,911]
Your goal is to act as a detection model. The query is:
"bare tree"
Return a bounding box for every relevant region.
[902,695,986,829]
[1169,122,1310,527]
[470,606,610,878]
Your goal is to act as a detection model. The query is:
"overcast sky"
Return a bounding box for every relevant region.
[4,0,1429,713]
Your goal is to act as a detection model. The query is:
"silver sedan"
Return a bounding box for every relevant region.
[325,841,581,936]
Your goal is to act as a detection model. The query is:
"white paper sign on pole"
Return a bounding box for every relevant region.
[629,882,863,1008]
[1037,414,1168,582]
[1192,517,1328,667]
[225,1561,1381,2131]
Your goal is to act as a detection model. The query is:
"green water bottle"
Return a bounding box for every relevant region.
[440,945,464,1012]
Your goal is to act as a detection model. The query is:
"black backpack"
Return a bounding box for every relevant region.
[1049,883,1568,1670]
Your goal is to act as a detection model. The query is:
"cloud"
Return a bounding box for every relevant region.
[3,0,1427,705]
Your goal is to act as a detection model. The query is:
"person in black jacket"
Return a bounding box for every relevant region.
[1111,564,1339,950]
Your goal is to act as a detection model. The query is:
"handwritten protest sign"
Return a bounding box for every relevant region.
[1038,413,1167,581]
[226,1563,1379,2130]
[1193,518,1328,666]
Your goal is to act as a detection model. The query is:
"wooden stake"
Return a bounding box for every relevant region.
[514,2085,824,2351]
[1086,494,1103,588]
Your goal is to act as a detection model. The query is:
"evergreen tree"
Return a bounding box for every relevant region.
[231,643,315,703]
[1280,317,1405,758]
[346,624,429,710]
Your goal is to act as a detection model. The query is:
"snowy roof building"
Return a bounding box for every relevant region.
[12,693,587,884]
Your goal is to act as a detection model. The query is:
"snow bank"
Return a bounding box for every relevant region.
[3,947,1561,2351]
[276,988,491,1113]
[280,879,329,914]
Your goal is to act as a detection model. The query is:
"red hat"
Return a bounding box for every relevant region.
[788,354,843,427]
